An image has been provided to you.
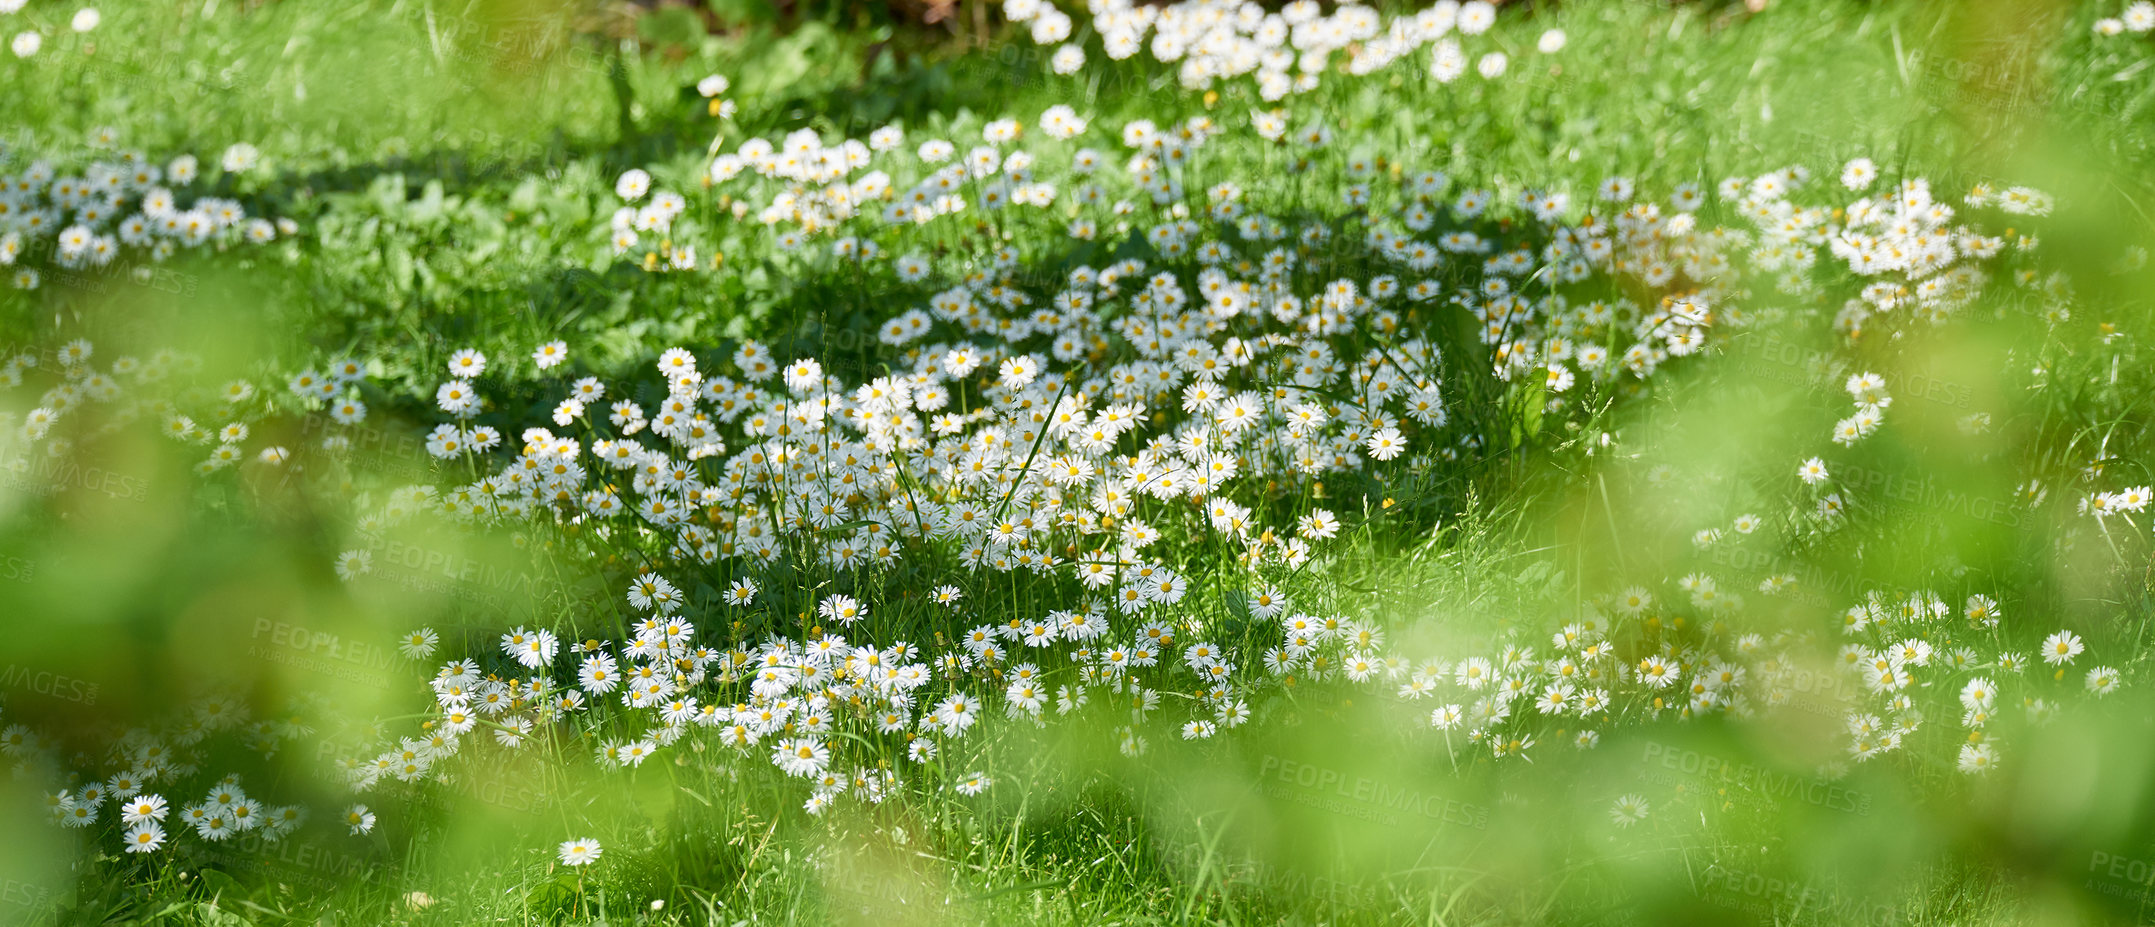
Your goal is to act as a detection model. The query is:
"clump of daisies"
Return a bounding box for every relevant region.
[0,145,293,295]
[10,697,320,857]
[2093,2,2155,37]
[1018,0,1552,99]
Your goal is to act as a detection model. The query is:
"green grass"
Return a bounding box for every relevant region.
[4,0,2155,925]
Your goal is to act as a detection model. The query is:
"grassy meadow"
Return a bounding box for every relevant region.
[2,0,2155,925]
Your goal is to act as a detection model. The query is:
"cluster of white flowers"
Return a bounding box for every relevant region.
[2094,1,2155,36]
[1006,0,1562,97]
[0,143,290,291]
[6,4,101,58]
[286,134,2086,819]
[0,338,313,475]
[4,696,317,857]
[2086,484,2153,516]
[1642,150,2131,780]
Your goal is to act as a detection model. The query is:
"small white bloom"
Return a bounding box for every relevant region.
[558,838,603,866]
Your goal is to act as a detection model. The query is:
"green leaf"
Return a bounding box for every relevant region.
[1508,377,1547,449]
[387,242,415,293]
[197,868,246,904]
[194,900,254,927]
